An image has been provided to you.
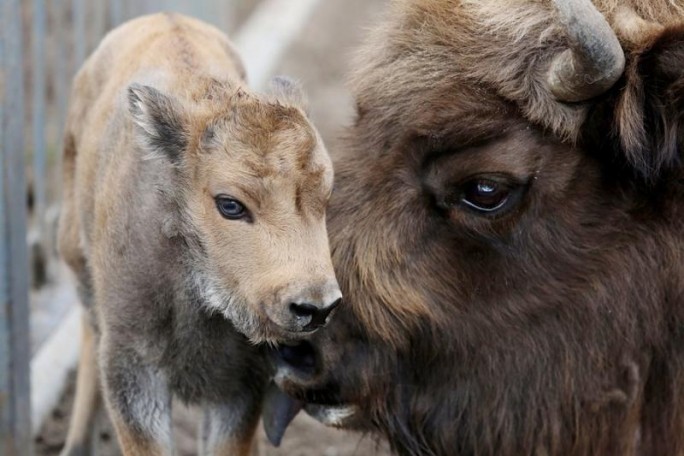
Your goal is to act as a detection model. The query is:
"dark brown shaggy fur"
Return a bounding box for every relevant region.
[274,1,684,455]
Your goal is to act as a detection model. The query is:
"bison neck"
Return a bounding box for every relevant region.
[371,316,684,456]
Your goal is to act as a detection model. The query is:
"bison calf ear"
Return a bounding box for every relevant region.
[615,26,684,180]
[269,76,309,112]
[127,83,188,163]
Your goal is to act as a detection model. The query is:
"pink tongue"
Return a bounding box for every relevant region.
[262,383,304,447]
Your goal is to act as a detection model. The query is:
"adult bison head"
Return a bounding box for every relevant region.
[269,1,684,455]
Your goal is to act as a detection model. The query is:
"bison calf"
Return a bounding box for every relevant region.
[57,13,340,456]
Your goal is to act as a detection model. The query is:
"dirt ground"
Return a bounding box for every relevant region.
[35,0,393,455]
[35,373,390,456]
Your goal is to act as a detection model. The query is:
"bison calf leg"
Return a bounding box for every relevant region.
[100,341,173,456]
[60,315,101,456]
[199,400,261,456]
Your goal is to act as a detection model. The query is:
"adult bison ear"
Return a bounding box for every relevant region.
[615,26,684,180]
[269,76,309,112]
[127,83,188,163]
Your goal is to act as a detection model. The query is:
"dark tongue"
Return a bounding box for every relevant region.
[262,382,304,447]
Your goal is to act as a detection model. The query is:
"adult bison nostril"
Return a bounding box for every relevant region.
[276,340,317,375]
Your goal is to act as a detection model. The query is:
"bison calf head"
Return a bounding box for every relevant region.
[127,78,341,344]
[270,1,684,455]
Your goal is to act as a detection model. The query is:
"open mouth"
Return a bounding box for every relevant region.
[263,341,359,446]
[262,382,359,446]
[270,341,349,406]
[272,340,318,377]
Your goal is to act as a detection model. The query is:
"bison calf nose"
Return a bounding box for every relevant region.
[290,298,341,331]
[266,284,341,336]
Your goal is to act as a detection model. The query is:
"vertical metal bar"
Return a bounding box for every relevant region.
[187,1,196,19]
[110,0,123,27]
[143,0,155,15]
[159,0,171,14]
[206,1,215,26]
[122,0,132,21]
[30,0,50,289]
[53,0,69,205]
[88,0,101,57]
[73,0,86,66]
[123,0,132,19]
[201,0,210,21]
[221,1,236,33]
[197,0,208,22]
[32,0,47,233]
[169,0,176,13]
[133,0,146,17]
[166,0,182,14]
[90,0,106,53]
[0,0,32,452]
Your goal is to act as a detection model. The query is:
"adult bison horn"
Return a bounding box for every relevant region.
[546,0,625,102]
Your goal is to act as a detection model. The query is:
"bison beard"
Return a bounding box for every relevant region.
[266,0,684,455]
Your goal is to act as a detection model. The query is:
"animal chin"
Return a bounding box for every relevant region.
[191,272,278,343]
[263,377,359,445]
[263,377,359,447]
[304,403,359,427]
[273,341,318,374]
[267,342,361,428]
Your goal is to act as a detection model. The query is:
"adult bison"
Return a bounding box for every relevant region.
[269,0,684,455]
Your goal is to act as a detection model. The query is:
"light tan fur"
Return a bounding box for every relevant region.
[61,316,100,453]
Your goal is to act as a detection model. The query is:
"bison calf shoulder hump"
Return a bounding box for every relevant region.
[57,13,340,456]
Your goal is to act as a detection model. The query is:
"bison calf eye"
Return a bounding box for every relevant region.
[215,196,248,220]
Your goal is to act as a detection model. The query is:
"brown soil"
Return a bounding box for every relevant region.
[35,0,393,454]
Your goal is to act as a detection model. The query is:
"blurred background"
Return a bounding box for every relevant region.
[0,0,391,454]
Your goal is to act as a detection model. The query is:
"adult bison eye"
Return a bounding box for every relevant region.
[461,179,509,212]
[215,196,248,220]
[455,176,525,215]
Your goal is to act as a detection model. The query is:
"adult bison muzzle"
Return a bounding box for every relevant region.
[269,0,684,455]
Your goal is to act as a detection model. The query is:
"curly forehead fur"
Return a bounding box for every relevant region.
[350,0,684,151]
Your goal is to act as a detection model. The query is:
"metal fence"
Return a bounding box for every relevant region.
[0,0,324,452]
[1,1,236,452]
[1,0,31,452]
[0,1,245,451]
[26,1,246,290]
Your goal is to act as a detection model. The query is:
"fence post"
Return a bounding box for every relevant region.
[31,0,47,219]
[73,0,86,67]
[0,0,33,453]
[30,0,49,289]
[52,0,70,169]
